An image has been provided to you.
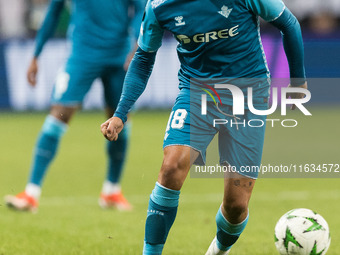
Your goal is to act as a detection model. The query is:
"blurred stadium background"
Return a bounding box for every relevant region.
[0,0,340,109]
[0,1,339,255]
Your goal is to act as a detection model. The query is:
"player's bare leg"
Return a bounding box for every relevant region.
[99,107,132,211]
[158,145,199,189]
[206,169,255,255]
[5,105,77,212]
[50,104,77,123]
[143,145,199,255]
[222,171,255,223]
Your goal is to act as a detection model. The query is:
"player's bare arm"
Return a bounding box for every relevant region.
[27,0,65,87]
[27,57,39,87]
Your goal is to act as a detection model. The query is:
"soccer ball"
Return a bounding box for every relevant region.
[274,208,331,255]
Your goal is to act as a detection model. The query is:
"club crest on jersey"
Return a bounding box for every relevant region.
[218,5,233,19]
[175,16,185,26]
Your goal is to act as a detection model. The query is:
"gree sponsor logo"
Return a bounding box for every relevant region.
[177,25,239,44]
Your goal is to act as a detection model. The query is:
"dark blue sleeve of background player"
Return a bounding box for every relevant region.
[114,47,156,123]
[34,0,65,57]
[270,8,306,86]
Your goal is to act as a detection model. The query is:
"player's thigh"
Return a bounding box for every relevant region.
[51,59,101,107]
[101,66,126,111]
[218,110,266,179]
[164,92,217,166]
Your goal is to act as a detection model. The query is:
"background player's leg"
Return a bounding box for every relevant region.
[99,66,131,210]
[5,60,98,212]
[28,105,76,187]
[143,145,199,255]
[103,107,129,186]
[206,171,255,255]
[5,105,77,212]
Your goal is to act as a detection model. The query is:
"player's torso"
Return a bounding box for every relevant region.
[152,0,269,81]
[68,0,133,63]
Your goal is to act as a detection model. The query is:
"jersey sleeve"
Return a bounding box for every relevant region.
[34,0,65,57]
[137,0,164,53]
[270,8,306,86]
[245,0,285,22]
[114,48,157,123]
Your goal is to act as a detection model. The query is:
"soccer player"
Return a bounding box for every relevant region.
[5,0,145,212]
[101,0,307,254]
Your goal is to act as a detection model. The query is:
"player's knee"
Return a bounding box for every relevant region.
[160,160,186,187]
[162,151,190,172]
[222,200,248,222]
[161,160,180,174]
[159,147,191,189]
[50,105,76,124]
[41,115,68,138]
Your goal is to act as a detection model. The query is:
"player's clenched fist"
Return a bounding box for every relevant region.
[101,117,124,141]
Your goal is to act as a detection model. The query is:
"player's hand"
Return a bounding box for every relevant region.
[286,82,308,110]
[27,57,39,87]
[101,116,124,141]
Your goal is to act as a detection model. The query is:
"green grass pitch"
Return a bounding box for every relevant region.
[0,107,339,254]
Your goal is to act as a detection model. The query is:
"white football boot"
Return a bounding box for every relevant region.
[205,237,230,255]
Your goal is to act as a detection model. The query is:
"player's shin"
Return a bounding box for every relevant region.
[143,182,180,255]
[28,115,68,188]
